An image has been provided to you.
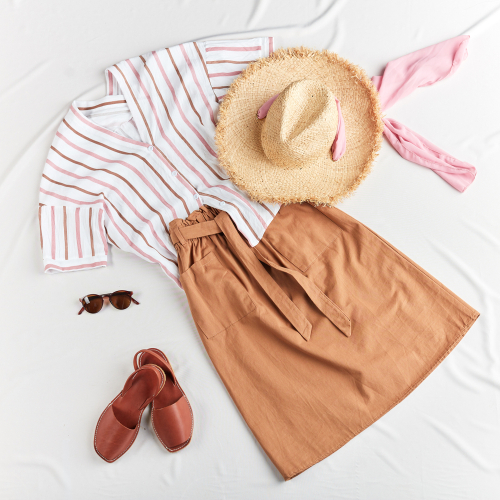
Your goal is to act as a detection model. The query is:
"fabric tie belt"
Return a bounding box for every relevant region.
[172,212,351,341]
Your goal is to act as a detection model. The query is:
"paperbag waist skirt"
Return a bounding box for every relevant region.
[169,203,479,480]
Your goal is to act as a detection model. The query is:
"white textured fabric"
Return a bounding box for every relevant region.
[1,1,499,499]
[39,37,277,284]
[39,205,108,272]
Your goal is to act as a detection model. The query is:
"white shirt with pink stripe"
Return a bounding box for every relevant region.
[38,37,277,287]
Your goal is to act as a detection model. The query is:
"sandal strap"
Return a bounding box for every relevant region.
[133,348,176,384]
[122,364,166,409]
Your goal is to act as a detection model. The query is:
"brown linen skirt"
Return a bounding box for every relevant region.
[169,203,479,481]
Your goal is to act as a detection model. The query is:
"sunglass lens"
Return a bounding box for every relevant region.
[109,291,132,310]
[84,295,103,314]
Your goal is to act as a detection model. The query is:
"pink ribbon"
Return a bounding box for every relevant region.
[372,35,476,192]
[257,93,346,161]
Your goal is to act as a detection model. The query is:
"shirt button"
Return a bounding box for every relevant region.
[220,201,226,207]
[193,194,199,200]
[171,170,177,177]
[148,145,154,151]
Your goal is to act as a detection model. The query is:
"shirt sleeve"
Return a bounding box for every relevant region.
[38,127,108,274]
[202,36,274,101]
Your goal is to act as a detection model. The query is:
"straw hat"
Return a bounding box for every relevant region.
[215,47,384,206]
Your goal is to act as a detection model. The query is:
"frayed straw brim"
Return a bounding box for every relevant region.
[215,47,384,206]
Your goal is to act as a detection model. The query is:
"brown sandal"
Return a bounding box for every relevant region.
[94,364,166,462]
[133,348,193,452]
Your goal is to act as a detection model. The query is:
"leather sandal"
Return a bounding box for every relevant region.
[133,348,193,452]
[94,364,166,462]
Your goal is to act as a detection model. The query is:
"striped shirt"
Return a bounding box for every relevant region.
[38,37,277,287]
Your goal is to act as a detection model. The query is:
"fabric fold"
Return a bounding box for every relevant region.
[383,117,476,192]
[373,35,476,192]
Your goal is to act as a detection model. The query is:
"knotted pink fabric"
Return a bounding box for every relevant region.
[257,94,346,161]
[372,35,476,192]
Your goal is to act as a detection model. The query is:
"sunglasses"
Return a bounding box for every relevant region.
[78,290,140,315]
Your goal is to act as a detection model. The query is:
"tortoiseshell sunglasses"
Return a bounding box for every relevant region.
[78,290,140,315]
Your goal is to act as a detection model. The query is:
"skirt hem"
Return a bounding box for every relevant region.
[282,308,480,481]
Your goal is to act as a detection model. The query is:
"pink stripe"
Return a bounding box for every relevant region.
[218,95,226,100]
[160,264,181,287]
[104,205,181,286]
[45,261,107,272]
[206,46,261,52]
[154,131,264,225]
[152,150,203,208]
[56,132,178,218]
[108,72,113,95]
[119,70,266,227]
[269,37,274,55]
[40,188,101,206]
[152,51,217,157]
[215,185,267,227]
[179,44,216,126]
[75,207,83,258]
[70,105,148,147]
[72,73,265,228]
[98,208,108,255]
[40,188,181,286]
[125,61,219,192]
[208,71,242,77]
[51,206,56,259]
[46,157,176,258]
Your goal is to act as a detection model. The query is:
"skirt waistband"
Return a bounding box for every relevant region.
[169,206,220,234]
[172,210,351,339]
[170,219,222,245]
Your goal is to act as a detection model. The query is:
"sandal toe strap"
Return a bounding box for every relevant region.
[153,396,192,448]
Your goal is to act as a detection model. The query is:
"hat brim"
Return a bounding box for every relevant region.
[215,47,384,206]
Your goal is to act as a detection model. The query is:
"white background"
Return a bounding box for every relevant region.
[1,1,499,498]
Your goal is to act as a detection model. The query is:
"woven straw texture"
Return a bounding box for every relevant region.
[261,80,338,170]
[216,47,384,206]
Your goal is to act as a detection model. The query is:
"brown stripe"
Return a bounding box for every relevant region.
[212,86,230,90]
[153,147,205,207]
[42,174,177,265]
[193,42,220,104]
[63,206,68,260]
[105,227,120,249]
[140,56,225,181]
[166,47,203,125]
[198,191,259,241]
[154,142,259,241]
[206,59,256,65]
[89,207,95,256]
[38,206,43,250]
[51,145,170,234]
[113,65,155,144]
[63,119,190,216]
[78,100,126,111]
[260,203,275,218]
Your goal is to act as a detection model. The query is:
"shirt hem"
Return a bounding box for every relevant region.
[43,256,108,274]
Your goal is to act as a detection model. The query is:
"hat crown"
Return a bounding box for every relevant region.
[261,80,338,170]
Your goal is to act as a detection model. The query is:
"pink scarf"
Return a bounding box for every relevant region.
[372,35,476,192]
